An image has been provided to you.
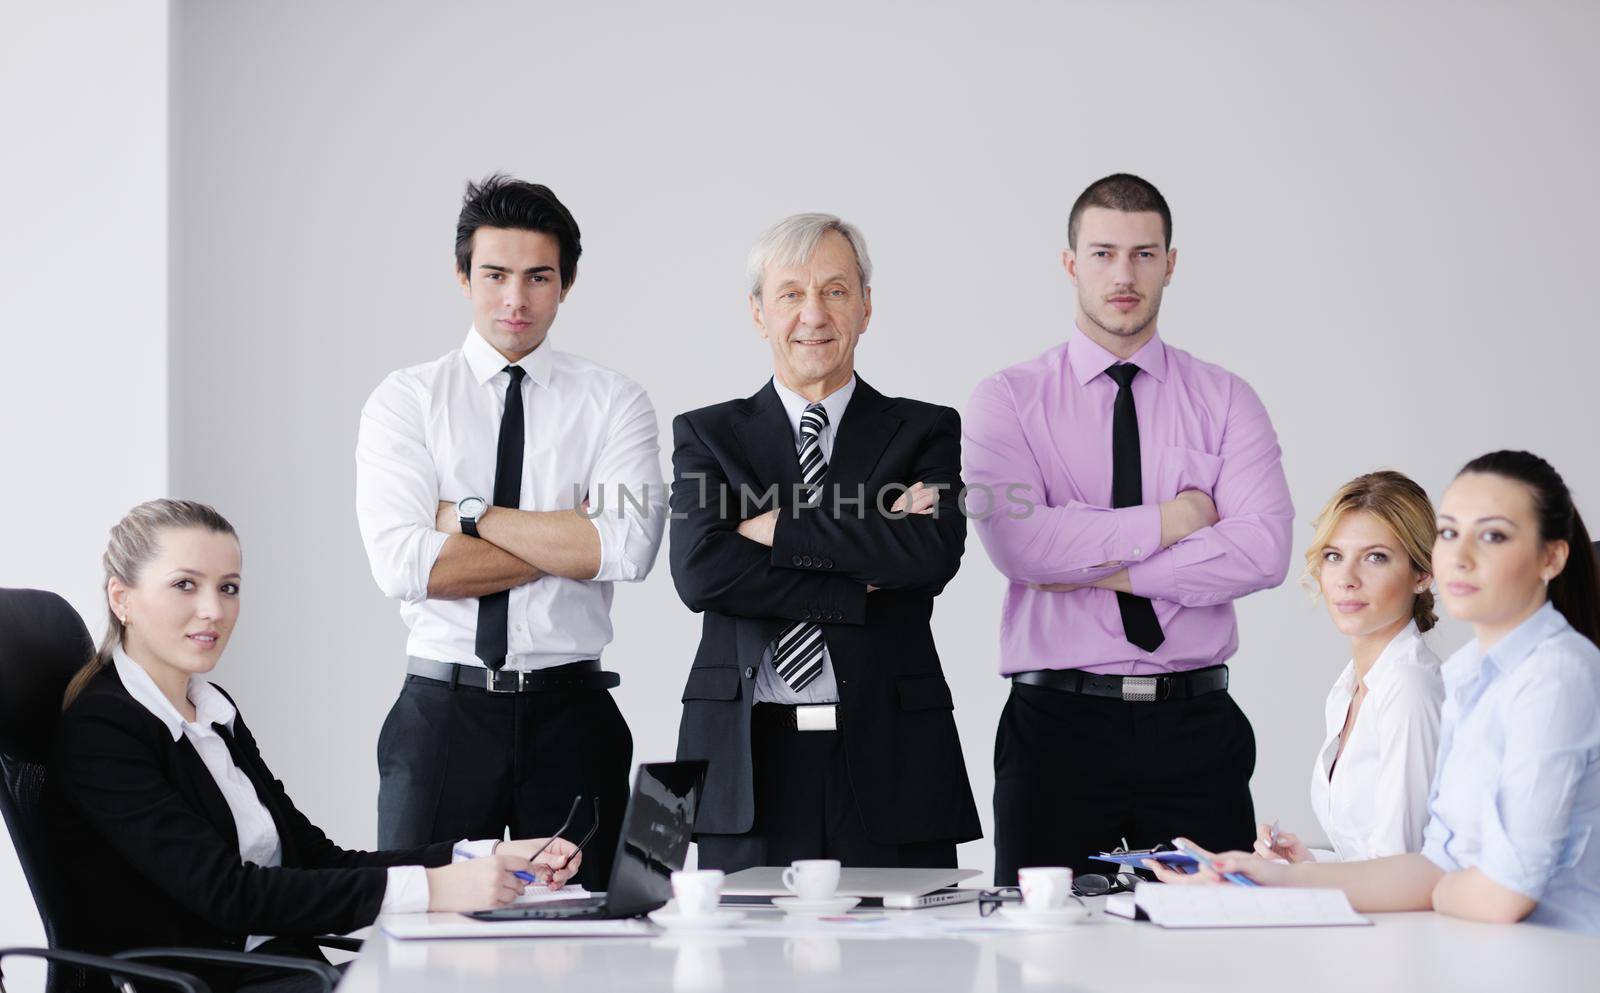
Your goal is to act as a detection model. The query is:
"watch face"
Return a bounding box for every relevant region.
[458,497,487,520]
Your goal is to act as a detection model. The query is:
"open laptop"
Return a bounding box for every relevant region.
[467,760,708,921]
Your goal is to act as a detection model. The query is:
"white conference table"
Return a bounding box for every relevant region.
[340,898,1597,993]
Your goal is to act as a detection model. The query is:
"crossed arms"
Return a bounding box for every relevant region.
[667,407,967,621]
[962,373,1293,605]
[355,374,665,603]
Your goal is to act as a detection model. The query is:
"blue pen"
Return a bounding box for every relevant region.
[453,844,541,884]
[1170,837,1259,887]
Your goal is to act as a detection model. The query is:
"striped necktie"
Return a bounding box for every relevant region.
[771,403,830,691]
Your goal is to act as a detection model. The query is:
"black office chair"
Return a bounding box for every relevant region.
[0,588,342,993]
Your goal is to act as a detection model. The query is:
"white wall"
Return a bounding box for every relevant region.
[0,1,170,984]
[166,0,1600,882]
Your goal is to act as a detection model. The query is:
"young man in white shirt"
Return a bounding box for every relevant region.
[355,175,666,889]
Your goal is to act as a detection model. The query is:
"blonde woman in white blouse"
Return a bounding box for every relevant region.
[1257,471,1444,863]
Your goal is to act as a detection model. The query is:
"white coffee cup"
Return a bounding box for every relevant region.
[670,869,725,918]
[1017,866,1074,911]
[781,859,841,902]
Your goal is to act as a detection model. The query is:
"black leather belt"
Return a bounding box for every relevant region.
[752,701,842,731]
[1012,664,1228,703]
[406,657,619,693]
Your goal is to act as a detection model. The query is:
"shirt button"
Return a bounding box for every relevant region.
[1132,548,1142,557]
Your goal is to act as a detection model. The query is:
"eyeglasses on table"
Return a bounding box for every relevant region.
[976,872,1142,916]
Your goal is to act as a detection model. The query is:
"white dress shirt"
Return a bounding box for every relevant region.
[112,647,494,939]
[1307,621,1443,861]
[356,328,667,670]
[753,375,857,705]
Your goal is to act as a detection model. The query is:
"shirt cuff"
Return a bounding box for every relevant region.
[1125,547,1176,600]
[588,504,661,583]
[1113,504,1162,564]
[380,866,430,915]
[456,838,499,859]
[406,528,451,604]
[379,838,499,916]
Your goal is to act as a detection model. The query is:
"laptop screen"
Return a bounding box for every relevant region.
[602,760,707,917]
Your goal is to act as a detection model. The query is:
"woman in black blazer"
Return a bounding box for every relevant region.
[46,499,581,992]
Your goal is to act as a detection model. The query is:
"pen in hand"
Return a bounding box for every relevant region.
[451,844,546,886]
[1170,837,1259,887]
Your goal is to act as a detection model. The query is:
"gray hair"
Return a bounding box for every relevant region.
[746,212,873,300]
[62,498,238,710]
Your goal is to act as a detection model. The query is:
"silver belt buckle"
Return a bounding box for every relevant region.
[796,704,838,731]
[1121,676,1158,703]
[485,668,526,693]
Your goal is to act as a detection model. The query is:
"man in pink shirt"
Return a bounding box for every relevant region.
[964,174,1294,883]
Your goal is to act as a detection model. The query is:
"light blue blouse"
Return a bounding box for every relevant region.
[1421,602,1600,933]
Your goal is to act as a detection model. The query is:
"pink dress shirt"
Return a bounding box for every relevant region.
[964,330,1293,676]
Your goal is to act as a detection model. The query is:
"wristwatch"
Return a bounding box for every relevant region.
[458,496,488,538]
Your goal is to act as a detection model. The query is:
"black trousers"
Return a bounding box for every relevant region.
[376,671,633,891]
[696,711,957,872]
[992,681,1256,885]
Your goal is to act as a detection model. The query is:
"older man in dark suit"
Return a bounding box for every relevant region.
[670,213,981,872]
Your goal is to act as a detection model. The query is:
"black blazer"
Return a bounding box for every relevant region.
[670,378,982,845]
[44,664,451,956]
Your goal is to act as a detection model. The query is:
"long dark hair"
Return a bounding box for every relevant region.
[1458,451,1600,646]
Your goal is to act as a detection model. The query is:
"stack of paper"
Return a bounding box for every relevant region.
[1131,886,1370,928]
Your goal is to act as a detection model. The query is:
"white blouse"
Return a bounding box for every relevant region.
[1307,621,1444,861]
[112,648,489,942]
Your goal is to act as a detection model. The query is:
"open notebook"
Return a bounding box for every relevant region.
[1108,886,1371,928]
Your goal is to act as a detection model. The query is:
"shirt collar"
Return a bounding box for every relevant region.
[772,374,857,443]
[463,326,554,388]
[1359,620,1424,690]
[1065,327,1168,386]
[112,644,236,742]
[1482,601,1568,675]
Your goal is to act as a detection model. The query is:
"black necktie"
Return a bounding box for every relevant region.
[476,364,526,670]
[1105,363,1165,653]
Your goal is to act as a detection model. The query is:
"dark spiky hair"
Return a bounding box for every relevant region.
[454,173,582,288]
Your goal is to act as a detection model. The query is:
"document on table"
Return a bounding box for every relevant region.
[380,911,652,941]
[512,885,592,905]
[1133,886,1370,928]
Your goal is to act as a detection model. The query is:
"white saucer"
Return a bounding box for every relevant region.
[771,895,862,915]
[648,908,746,931]
[997,903,1094,927]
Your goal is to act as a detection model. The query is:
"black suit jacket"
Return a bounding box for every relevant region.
[670,378,982,844]
[44,664,451,956]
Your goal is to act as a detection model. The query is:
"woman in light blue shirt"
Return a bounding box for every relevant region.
[1150,450,1600,932]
